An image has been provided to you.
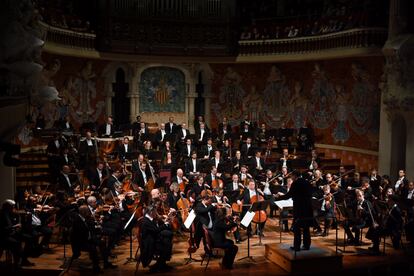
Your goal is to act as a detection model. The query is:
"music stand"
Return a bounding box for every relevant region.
[251,200,270,246]
[123,208,138,264]
[238,210,255,262]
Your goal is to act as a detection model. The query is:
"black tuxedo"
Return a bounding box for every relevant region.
[57,173,77,194]
[195,202,216,229]
[176,127,190,142]
[59,153,75,168]
[106,175,123,194]
[99,123,115,137]
[209,158,225,173]
[118,143,133,161]
[165,122,178,135]
[133,170,148,190]
[276,177,313,250]
[185,158,202,175]
[60,120,74,132]
[212,217,238,269]
[155,130,168,146]
[200,144,215,159]
[231,156,245,173]
[240,143,255,158]
[181,144,196,158]
[218,123,232,141]
[86,168,108,190]
[140,216,173,268]
[78,139,98,169]
[225,182,242,203]
[195,129,210,145]
[249,157,265,176]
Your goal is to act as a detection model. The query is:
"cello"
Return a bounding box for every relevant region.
[251,188,267,224]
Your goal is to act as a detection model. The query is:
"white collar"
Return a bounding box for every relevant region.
[145,214,153,221]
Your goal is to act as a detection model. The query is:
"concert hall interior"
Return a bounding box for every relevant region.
[1,0,414,275]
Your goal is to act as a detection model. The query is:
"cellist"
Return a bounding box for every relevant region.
[237,179,267,237]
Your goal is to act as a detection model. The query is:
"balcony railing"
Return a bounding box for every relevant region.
[39,21,96,51]
[238,28,388,56]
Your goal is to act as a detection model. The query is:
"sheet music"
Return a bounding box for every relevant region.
[241,211,255,228]
[275,199,293,209]
[184,209,196,229]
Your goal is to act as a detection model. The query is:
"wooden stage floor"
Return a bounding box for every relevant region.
[8,217,414,275]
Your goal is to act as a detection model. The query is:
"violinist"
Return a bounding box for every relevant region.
[140,205,174,273]
[194,192,217,250]
[369,169,382,199]
[276,177,293,232]
[0,199,34,268]
[279,148,292,171]
[212,189,242,244]
[212,207,239,269]
[308,149,321,171]
[24,195,53,251]
[394,170,409,196]
[261,169,277,218]
[190,175,208,202]
[275,171,313,251]
[107,166,126,195]
[358,190,381,253]
[383,194,403,249]
[86,161,108,191]
[319,185,335,236]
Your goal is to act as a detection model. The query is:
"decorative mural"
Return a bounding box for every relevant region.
[139,67,185,113]
[16,54,108,146]
[210,57,383,151]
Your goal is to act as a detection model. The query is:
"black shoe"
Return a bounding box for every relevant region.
[290,246,300,251]
[301,246,310,250]
[149,264,160,273]
[104,262,118,269]
[159,264,174,272]
[314,230,323,236]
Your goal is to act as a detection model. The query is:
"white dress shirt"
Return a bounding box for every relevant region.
[106,124,111,135]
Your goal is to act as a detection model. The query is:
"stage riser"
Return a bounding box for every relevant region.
[265,243,343,274]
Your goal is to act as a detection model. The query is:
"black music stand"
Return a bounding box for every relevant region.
[123,209,138,264]
[251,200,270,246]
[238,211,255,262]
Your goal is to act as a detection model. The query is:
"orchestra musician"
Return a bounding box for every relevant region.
[107,166,126,195]
[237,179,266,237]
[155,123,168,149]
[78,131,98,170]
[212,207,239,269]
[181,138,196,160]
[343,189,381,253]
[395,170,409,196]
[201,137,216,160]
[99,115,116,137]
[220,139,232,160]
[205,166,224,190]
[86,161,108,191]
[249,150,265,178]
[225,174,244,204]
[261,169,277,218]
[240,137,255,159]
[231,150,245,174]
[185,151,201,179]
[275,171,313,251]
[276,177,293,232]
[195,122,210,147]
[0,199,34,268]
[118,136,133,162]
[47,133,66,182]
[210,150,225,173]
[279,148,292,171]
[194,191,217,251]
[218,117,232,144]
[165,116,178,136]
[57,165,77,195]
[176,123,190,152]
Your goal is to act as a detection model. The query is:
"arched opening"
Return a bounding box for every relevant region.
[112,68,130,129]
[390,115,406,182]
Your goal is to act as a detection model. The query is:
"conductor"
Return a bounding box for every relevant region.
[275,171,313,251]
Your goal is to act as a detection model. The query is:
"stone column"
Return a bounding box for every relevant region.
[378,104,392,176]
[129,75,139,122]
[405,114,414,178]
[188,92,197,133]
[204,90,212,128]
[105,81,114,116]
